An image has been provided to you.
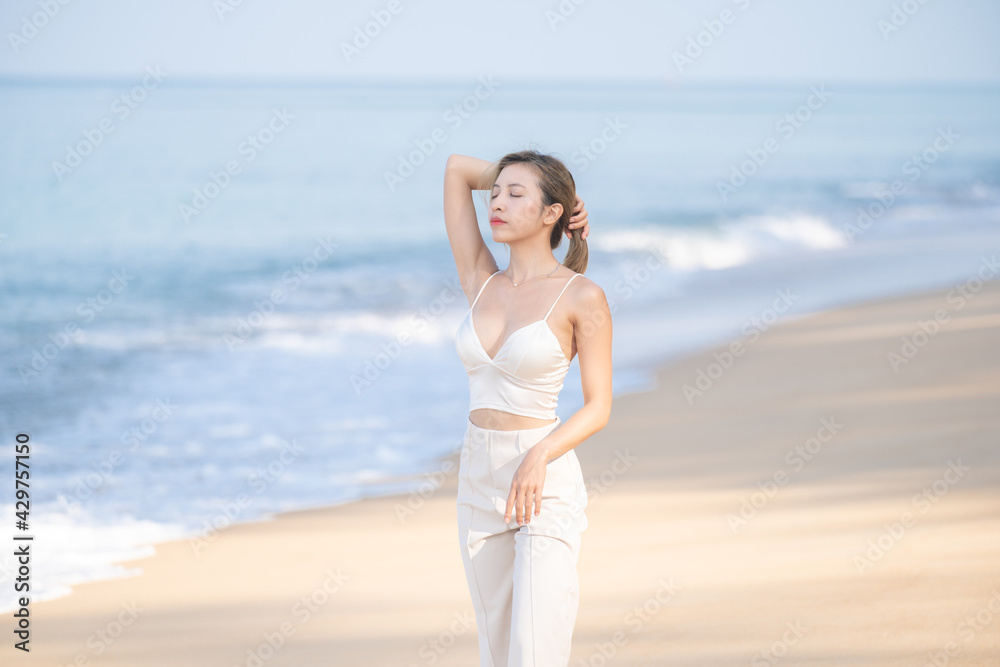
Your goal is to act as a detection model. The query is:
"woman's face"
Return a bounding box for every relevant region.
[489,163,559,241]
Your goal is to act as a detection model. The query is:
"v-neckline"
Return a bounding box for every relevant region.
[463,270,578,365]
[465,310,567,364]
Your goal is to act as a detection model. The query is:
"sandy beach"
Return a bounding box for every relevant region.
[21,274,1000,666]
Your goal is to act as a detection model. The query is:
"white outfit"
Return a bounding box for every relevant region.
[454,270,588,666]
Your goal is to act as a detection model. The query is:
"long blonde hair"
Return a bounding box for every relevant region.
[477,149,588,274]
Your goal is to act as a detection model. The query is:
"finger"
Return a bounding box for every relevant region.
[534,472,546,517]
[504,486,516,523]
[509,483,521,525]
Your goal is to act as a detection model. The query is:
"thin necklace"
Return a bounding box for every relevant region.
[505,262,560,287]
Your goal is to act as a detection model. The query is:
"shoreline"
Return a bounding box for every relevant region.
[21,276,1000,665]
[4,277,896,613]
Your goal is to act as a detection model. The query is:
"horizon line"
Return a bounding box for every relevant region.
[0,73,997,91]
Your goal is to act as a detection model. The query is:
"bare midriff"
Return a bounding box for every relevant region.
[469,408,557,431]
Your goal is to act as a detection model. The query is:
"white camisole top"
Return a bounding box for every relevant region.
[454,269,580,421]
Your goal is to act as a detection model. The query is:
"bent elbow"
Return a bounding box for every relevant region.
[594,405,612,432]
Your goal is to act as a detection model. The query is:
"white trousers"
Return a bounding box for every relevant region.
[456,416,589,667]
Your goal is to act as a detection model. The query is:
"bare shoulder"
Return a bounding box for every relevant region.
[566,273,611,326]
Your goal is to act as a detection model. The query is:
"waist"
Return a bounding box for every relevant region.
[468,408,558,432]
[467,413,562,435]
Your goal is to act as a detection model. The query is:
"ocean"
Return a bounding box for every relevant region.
[1,78,998,610]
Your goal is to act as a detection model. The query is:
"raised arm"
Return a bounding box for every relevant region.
[444,154,500,306]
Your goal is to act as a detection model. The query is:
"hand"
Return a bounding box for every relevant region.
[566,195,589,241]
[504,446,549,526]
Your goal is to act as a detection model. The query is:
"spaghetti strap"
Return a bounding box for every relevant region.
[544,273,579,321]
[470,270,503,309]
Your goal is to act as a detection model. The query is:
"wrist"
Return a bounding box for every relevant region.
[531,441,555,464]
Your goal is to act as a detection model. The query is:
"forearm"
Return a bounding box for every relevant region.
[534,400,611,464]
[445,154,494,191]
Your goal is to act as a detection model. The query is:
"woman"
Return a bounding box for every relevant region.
[444,150,613,666]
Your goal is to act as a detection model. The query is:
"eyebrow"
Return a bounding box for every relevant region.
[493,182,526,188]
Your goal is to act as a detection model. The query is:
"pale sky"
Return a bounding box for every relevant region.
[1,0,998,84]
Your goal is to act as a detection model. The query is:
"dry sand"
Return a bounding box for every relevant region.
[19,276,1000,666]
